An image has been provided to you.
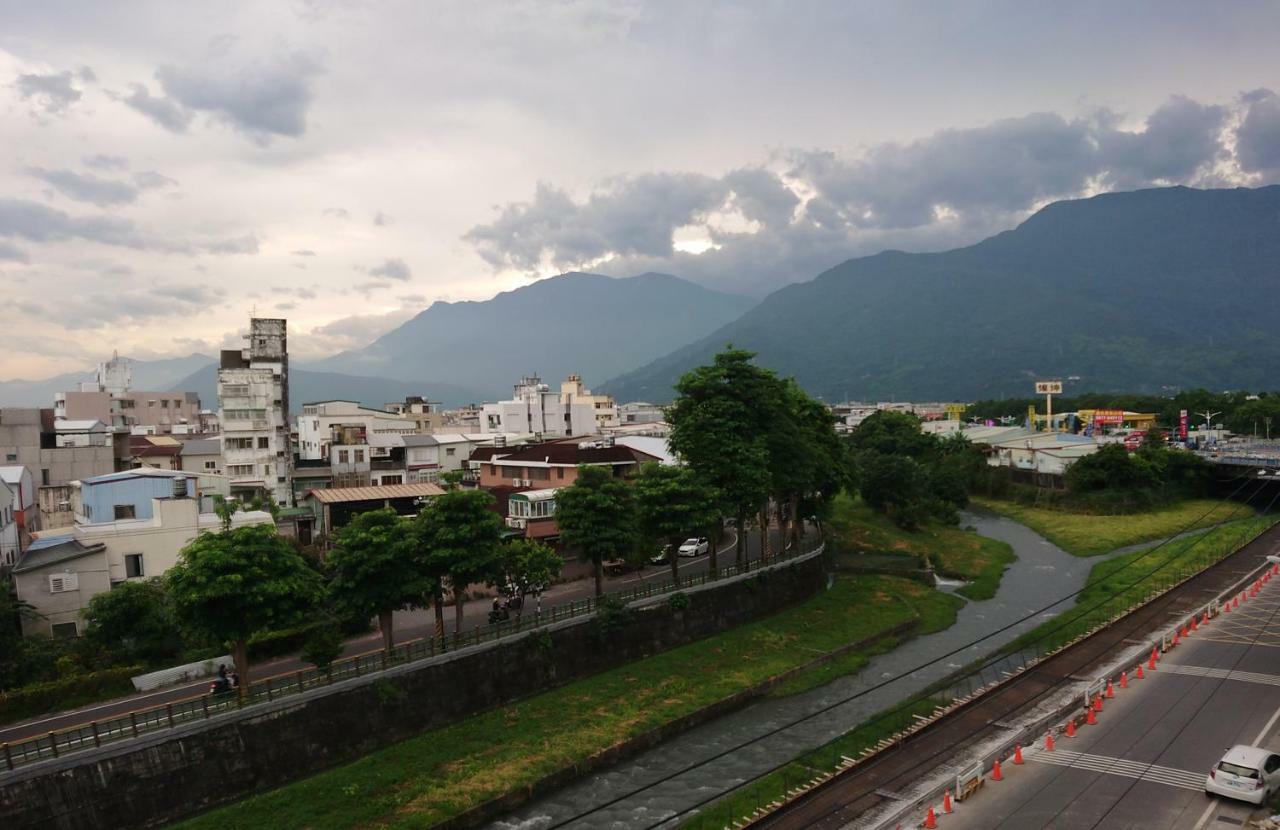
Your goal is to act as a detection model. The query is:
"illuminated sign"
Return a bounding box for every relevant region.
[1092,409,1125,425]
[1034,381,1063,394]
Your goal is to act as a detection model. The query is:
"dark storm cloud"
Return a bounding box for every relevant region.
[151,51,323,143]
[1098,96,1229,187]
[0,198,150,247]
[27,167,140,207]
[121,83,195,132]
[368,258,412,280]
[1236,89,1280,175]
[14,70,85,114]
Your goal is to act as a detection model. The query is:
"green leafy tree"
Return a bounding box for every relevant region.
[555,465,639,597]
[848,411,940,459]
[634,463,721,585]
[167,524,323,694]
[0,581,54,690]
[769,380,848,550]
[300,619,344,672]
[414,488,506,637]
[499,538,563,616]
[83,578,180,664]
[326,507,429,654]
[668,347,778,569]
[212,495,239,531]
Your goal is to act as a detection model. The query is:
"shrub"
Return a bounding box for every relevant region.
[668,592,691,611]
[0,664,144,724]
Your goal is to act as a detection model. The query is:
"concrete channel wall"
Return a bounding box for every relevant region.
[0,549,826,830]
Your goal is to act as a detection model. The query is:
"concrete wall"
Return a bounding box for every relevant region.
[0,553,826,830]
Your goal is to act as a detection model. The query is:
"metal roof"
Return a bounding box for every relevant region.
[509,488,560,501]
[306,482,446,504]
[179,438,221,455]
[0,465,28,484]
[13,538,106,573]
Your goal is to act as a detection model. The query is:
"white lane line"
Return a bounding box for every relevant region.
[1029,749,1204,791]
[1156,663,1280,687]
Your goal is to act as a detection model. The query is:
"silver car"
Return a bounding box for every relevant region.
[1205,745,1280,803]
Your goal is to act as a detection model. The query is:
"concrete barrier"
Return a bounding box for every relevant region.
[130,656,231,692]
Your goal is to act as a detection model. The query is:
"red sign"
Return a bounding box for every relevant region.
[1093,409,1125,425]
[1179,409,1188,440]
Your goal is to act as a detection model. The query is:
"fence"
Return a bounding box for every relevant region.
[0,533,825,774]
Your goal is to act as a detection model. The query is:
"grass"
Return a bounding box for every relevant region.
[828,494,1017,601]
[1003,513,1280,656]
[972,496,1254,557]
[176,575,964,830]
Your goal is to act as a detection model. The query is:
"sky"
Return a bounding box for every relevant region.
[1,0,1279,380]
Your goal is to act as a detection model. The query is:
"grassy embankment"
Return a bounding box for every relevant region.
[972,496,1254,557]
[177,575,964,830]
[828,493,1016,601]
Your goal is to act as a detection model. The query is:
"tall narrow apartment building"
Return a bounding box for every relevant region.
[218,318,293,506]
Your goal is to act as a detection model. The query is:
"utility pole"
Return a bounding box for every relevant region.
[1197,410,1221,433]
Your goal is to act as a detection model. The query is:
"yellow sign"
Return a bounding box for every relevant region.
[945,404,966,420]
[1035,381,1063,394]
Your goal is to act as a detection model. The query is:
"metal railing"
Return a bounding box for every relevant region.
[0,533,825,774]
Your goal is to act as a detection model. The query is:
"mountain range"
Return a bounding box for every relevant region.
[603,185,1280,402]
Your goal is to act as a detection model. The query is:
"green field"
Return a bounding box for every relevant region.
[829,494,1016,600]
[176,575,963,830]
[972,497,1253,557]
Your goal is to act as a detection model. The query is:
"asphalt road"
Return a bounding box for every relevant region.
[939,572,1280,830]
[0,526,784,745]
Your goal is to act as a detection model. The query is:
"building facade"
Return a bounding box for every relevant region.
[218,318,292,505]
[480,374,599,437]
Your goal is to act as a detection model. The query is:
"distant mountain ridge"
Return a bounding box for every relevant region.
[602,186,1280,403]
[307,271,757,398]
[0,353,215,407]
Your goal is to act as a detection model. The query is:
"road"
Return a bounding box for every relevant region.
[0,526,780,745]
[940,570,1280,830]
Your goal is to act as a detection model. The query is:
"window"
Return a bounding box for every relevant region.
[380,475,403,485]
[41,468,49,485]
[161,400,169,408]
[529,467,550,480]
[113,504,136,520]
[258,437,270,449]
[4,453,15,462]
[338,450,349,463]
[556,468,565,479]
[354,450,365,463]
[49,572,79,593]
[51,622,78,639]
[445,447,456,457]
[204,461,217,470]
[227,464,254,476]
[262,464,271,476]
[125,554,145,578]
[226,437,253,450]
[489,464,497,475]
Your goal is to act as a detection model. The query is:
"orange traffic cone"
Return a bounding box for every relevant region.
[924,805,937,829]
[1191,616,1199,632]
[1106,679,1114,698]
[1136,663,1145,679]
[1224,600,1232,614]
[1066,719,1077,738]
[1086,706,1097,725]
[1180,624,1188,639]
[1014,744,1024,765]
[1203,611,1210,626]
[1149,647,1159,669]
[992,758,1003,781]
[1045,731,1056,751]
[943,790,953,814]
[1094,694,1104,712]
[1120,670,1128,689]
[1234,595,1240,609]
[1172,630,1180,647]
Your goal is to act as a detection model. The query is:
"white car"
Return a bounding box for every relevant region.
[1205,745,1280,803]
[678,537,710,557]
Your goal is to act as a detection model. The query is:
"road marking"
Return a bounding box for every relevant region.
[1029,749,1204,791]
[1156,663,1280,687]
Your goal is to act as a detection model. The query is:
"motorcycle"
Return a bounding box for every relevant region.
[209,673,239,696]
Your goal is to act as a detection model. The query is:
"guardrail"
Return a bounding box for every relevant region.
[0,532,824,774]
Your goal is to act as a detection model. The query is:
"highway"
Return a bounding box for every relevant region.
[0,527,778,745]
[939,572,1280,830]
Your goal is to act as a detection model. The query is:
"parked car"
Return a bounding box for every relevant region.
[678,537,710,557]
[1205,745,1280,803]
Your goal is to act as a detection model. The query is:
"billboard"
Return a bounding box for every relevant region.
[1092,409,1125,425]
[1179,409,1189,440]
[1034,381,1063,394]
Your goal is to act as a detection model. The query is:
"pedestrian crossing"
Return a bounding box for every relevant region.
[1029,749,1205,791]
[1156,662,1280,688]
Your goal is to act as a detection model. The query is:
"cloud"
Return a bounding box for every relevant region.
[353,280,391,295]
[133,171,177,189]
[27,167,140,207]
[152,284,226,304]
[291,249,316,256]
[295,308,417,357]
[15,70,84,115]
[1098,96,1229,187]
[275,302,297,311]
[23,282,228,329]
[368,257,412,280]
[398,293,428,307]
[121,83,195,132]
[0,198,150,248]
[323,207,349,219]
[83,154,129,171]
[1236,89,1280,175]
[203,234,260,255]
[270,285,317,299]
[151,50,324,144]
[373,211,391,226]
[0,242,30,263]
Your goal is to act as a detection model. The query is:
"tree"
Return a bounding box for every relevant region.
[0,581,53,691]
[555,465,639,597]
[768,380,847,550]
[83,578,180,664]
[212,495,238,531]
[414,488,506,638]
[857,452,932,529]
[326,507,429,654]
[300,619,344,672]
[167,524,323,695]
[634,463,721,585]
[668,348,778,569]
[499,538,563,617]
[847,411,940,459]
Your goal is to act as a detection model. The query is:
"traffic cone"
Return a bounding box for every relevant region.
[1203,611,1210,626]
[992,758,1003,781]
[1181,624,1189,639]
[1120,670,1128,689]
[1086,706,1097,725]
[1014,744,1024,765]
[1066,719,1077,738]
[1191,616,1199,632]
[1224,599,1231,614]
[924,805,937,828]
[1095,693,1104,712]
[1150,647,1159,669]
[1136,663,1145,679]
[1045,731,1056,751]
[1106,679,1114,698]
[943,790,953,814]
[1172,630,1180,647]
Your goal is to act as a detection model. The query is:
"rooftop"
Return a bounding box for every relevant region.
[13,537,106,573]
[0,465,28,484]
[305,482,446,504]
[179,438,221,456]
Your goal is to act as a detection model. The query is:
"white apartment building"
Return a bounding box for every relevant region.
[218,318,292,505]
[296,400,424,461]
[402,432,525,483]
[560,374,619,431]
[480,374,600,437]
